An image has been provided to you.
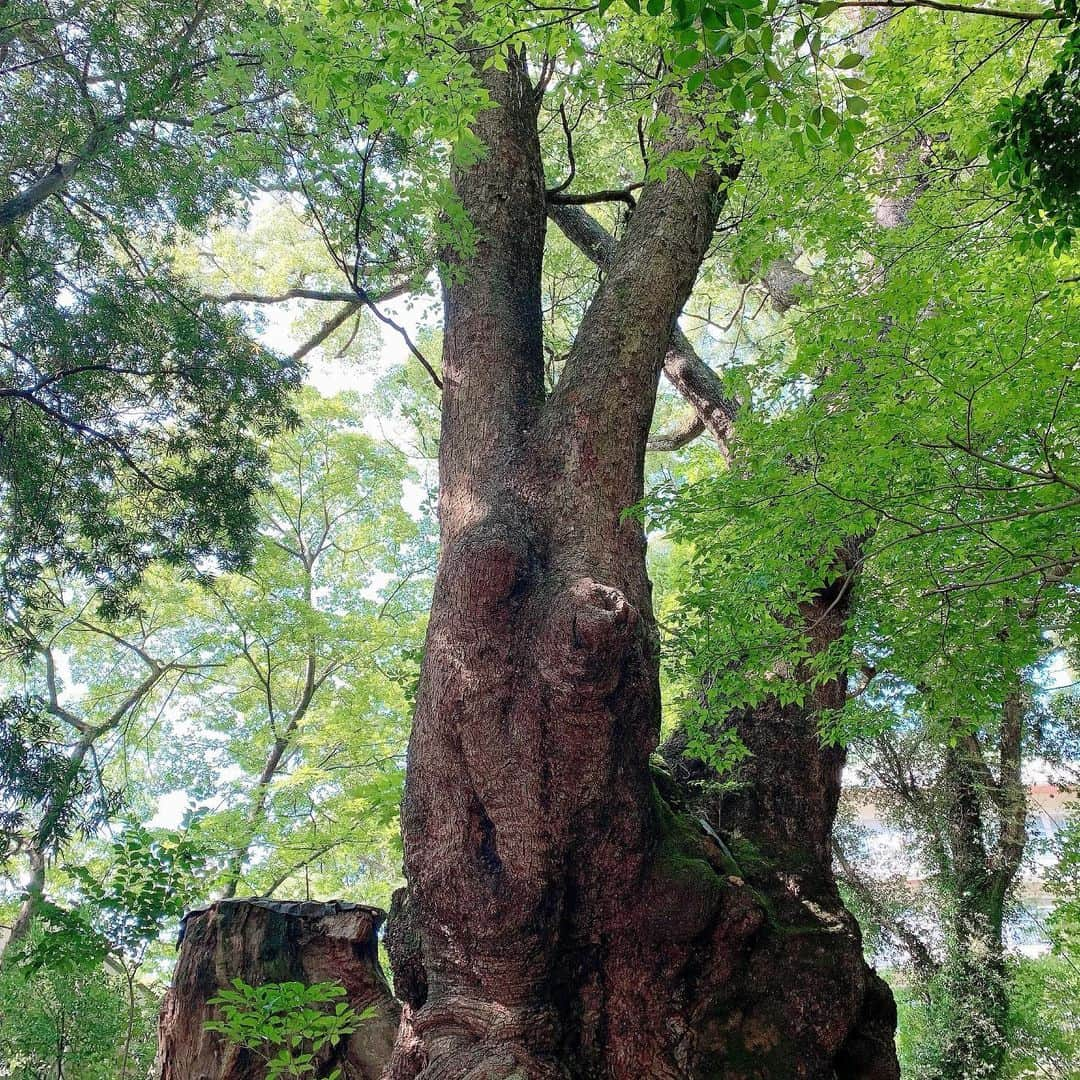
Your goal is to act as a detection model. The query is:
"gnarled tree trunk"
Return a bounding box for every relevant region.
[157,899,399,1079]
[661,545,897,1079]
[384,51,899,1080]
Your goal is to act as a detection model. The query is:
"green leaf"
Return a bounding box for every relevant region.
[701,6,726,29]
[675,47,704,68]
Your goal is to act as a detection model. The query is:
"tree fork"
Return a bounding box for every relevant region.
[386,46,899,1078]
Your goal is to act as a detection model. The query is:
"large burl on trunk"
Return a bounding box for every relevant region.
[383,50,899,1080]
[157,899,399,1079]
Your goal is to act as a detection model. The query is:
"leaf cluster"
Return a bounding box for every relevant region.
[205,978,365,1080]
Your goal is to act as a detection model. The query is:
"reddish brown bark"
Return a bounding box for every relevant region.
[661,550,897,1079]
[384,49,899,1080]
[157,899,399,1079]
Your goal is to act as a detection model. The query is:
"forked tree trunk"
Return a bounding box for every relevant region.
[157,899,399,1079]
[384,52,899,1080]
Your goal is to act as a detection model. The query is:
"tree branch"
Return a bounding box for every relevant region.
[221,287,369,304]
[648,412,705,452]
[0,119,123,229]
[799,0,1056,20]
[291,302,362,363]
[833,839,940,980]
[548,202,738,459]
[546,185,641,208]
[538,104,738,548]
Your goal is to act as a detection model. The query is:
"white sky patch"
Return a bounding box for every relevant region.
[149,789,192,830]
[1043,650,1076,690]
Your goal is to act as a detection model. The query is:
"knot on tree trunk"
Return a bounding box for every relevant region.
[761,256,812,313]
[386,993,567,1080]
[448,520,533,616]
[537,578,640,697]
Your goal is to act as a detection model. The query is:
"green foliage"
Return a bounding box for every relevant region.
[650,0,1077,733]
[35,819,209,967]
[892,954,1080,1079]
[619,0,872,154]
[0,695,110,860]
[1004,954,1080,1079]
[151,388,430,902]
[1046,806,1080,960]
[205,979,365,1080]
[1,1,1076,1076]
[0,959,155,1080]
[908,953,1011,1080]
[0,0,303,644]
[0,824,203,1077]
[990,0,1080,250]
[58,816,208,963]
[1,268,300,641]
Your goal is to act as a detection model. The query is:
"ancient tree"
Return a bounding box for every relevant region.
[382,53,898,1079]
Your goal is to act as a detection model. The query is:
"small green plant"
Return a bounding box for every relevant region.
[205,979,366,1080]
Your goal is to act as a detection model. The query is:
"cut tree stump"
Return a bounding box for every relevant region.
[157,899,400,1080]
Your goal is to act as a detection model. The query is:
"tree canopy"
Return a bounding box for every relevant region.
[0,0,1077,1077]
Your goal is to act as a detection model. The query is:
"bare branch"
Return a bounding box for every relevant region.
[648,412,705,452]
[546,185,641,208]
[548,202,738,459]
[799,0,1056,20]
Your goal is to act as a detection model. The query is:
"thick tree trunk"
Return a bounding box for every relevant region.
[157,899,399,1080]
[385,50,898,1079]
[660,548,898,1080]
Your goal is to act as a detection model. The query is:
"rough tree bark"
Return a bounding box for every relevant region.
[550,201,894,1072]
[157,899,399,1080]
[382,51,899,1080]
[553,167,898,1080]
[660,540,898,1079]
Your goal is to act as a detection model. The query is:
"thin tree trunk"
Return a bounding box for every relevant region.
[928,689,1028,1080]
[221,643,319,898]
[0,660,169,962]
[2,845,45,960]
